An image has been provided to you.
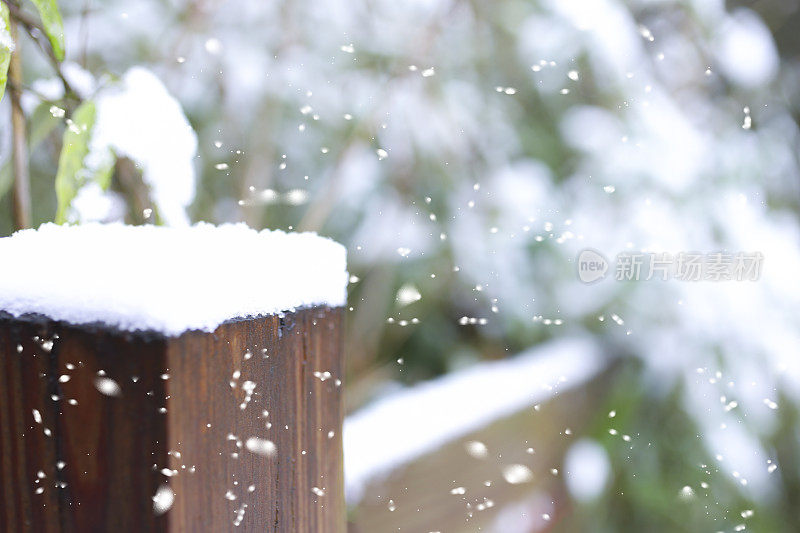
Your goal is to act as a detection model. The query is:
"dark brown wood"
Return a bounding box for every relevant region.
[0,307,345,532]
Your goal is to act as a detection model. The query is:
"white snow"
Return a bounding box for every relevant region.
[71,182,127,223]
[0,14,15,53]
[0,223,347,335]
[564,439,610,502]
[88,67,198,227]
[715,9,779,88]
[62,62,98,100]
[95,376,122,396]
[23,62,96,113]
[343,338,603,502]
[244,437,277,457]
[502,464,534,485]
[152,484,175,515]
[20,67,196,224]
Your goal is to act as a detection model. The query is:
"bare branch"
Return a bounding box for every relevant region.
[1,0,39,30]
[2,0,78,102]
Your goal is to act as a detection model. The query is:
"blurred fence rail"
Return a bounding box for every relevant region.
[345,339,611,532]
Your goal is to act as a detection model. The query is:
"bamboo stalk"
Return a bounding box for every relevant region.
[7,18,31,230]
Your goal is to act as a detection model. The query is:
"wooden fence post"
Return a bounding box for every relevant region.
[0,306,345,532]
[0,222,348,532]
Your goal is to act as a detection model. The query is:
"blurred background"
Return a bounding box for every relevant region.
[2,0,800,530]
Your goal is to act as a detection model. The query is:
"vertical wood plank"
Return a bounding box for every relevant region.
[165,307,345,532]
[53,327,169,533]
[0,307,344,532]
[303,308,345,531]
[0,315,61,532]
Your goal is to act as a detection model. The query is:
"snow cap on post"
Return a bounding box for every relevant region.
[0,223,348,335]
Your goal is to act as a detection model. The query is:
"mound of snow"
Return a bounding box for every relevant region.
[0,223,347,335]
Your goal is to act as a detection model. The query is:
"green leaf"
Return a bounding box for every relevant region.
[29,102,62,147]
[54,101,117,223]
[28,0,64,61]
[93,151,115,191]
[0,3,12,103]
[0,163,12,202]
[54,101,94,223]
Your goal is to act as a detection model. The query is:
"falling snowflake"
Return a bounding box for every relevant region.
[502,464,533,484]
[244,437,276,457]
[153,485,175,515]
[95,377,122,397]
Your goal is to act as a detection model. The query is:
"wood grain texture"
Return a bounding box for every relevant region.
[0,307,345,532]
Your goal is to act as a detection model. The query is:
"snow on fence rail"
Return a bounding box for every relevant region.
[0,223,348,532]
[343,338,604,503]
